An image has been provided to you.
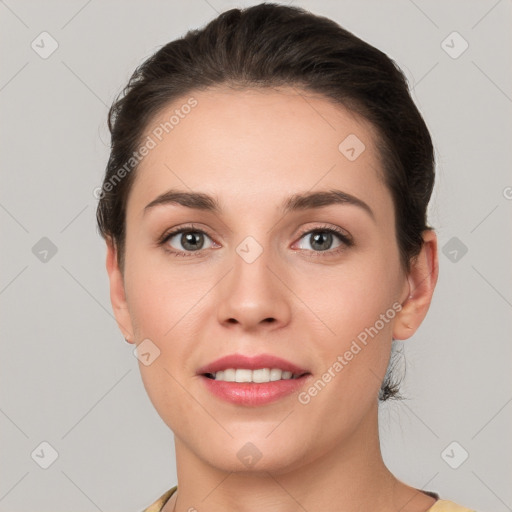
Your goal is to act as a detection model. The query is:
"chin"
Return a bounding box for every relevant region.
[196,434,308,475]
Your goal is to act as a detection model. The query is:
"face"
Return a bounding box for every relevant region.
[107,86,435,474]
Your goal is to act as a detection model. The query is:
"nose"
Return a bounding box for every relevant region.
[216,240,292,332]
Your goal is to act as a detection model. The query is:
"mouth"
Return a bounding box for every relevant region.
[196,353,310,379]
[202,368,308,382]
[196,353,312,406]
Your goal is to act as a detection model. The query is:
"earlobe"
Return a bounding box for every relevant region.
[393,230,439,340]
[105,238,135,343]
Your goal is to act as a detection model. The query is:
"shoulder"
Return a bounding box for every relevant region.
[427,499,477,512]
[140,486,177,512]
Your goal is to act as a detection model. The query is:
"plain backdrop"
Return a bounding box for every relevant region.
[1,1,511,511]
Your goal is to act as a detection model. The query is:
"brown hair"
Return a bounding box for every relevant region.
[96,2,435,400]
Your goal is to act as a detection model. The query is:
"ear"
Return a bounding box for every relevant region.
[393,229,439,340]
[105,238,135,344]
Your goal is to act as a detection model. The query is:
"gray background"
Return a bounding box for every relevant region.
[1,0,511,511]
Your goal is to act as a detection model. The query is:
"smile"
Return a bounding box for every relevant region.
[204,368,305,383]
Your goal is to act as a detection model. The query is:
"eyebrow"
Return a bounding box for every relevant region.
[144,188,374,219]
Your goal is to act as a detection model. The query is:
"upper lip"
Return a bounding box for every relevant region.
[197,353,310,376]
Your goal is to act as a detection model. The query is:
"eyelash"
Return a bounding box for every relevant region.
[157,223,353,259]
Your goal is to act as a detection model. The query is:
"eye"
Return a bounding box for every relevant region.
[158,223,353,258]
[159,225,216,257]
[294,225,353,256]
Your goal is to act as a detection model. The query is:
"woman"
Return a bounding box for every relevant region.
[96,3,475,511]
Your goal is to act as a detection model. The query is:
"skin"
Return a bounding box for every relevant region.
[105,86,439,512]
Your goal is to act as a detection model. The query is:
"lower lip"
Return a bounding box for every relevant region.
[199,374,311,406]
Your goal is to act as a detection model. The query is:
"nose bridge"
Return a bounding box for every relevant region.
[231,231,277,298]
[216,230,291,328]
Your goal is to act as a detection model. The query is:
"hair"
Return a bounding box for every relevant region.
[96,2,435,401]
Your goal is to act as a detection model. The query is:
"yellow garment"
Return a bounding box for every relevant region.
[141,486,176,512]
[429,501,476,512]
[141,486,476,512]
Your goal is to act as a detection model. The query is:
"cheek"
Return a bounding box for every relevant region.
[292,278,399,435]
[124,245,207,340]
[295,247,402,395]
[124,262,208,431]
[302,252,401,340]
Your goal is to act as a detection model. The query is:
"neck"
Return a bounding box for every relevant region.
[165,404,436,512]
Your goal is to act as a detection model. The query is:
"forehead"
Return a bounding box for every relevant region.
[127,86,391,219]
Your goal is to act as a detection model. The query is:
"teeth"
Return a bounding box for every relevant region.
[211,368,299,383]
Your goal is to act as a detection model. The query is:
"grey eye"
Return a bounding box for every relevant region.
[167,230,213,252]
[297,230,343,252]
